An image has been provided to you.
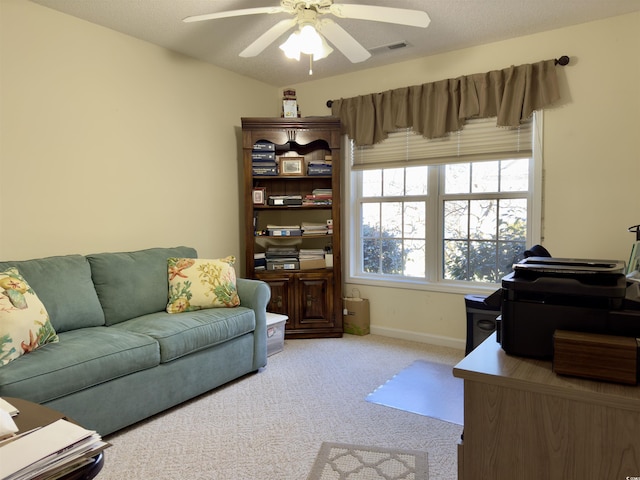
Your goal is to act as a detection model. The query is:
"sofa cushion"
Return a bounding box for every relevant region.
[87,246,197,326]
[166,256,241,313]
[0,327,160,403]
[112,307,255,363]
[0,268,59,366]
[0,255,105,332]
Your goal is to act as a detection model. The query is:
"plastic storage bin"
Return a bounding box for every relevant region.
[266,312,287,356]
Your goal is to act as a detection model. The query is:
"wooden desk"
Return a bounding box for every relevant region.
[453,334,640,480]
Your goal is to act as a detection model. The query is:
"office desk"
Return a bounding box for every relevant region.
[453,333,640,480]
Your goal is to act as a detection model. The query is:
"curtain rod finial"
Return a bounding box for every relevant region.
[326,100,333,108]
[555,55,570,66]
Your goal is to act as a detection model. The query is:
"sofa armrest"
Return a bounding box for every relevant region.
[237,278,271,370]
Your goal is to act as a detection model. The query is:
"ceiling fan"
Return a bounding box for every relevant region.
[183,0,431,64]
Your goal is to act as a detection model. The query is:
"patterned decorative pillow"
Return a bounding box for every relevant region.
[166,257,241,313]
[0,268,59,367]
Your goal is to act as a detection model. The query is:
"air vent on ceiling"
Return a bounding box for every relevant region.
[369,41,409,55]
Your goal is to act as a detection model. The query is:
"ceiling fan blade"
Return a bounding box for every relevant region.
[329,4,431,28]
[239,18,297,58]
[316,19,370,63]
[183,6,285,23]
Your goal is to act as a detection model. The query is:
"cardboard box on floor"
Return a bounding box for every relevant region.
[343,296,370,335]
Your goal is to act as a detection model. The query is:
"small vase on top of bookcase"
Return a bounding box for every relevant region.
[241,117,342,339]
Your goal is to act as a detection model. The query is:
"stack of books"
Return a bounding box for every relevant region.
[301,221,331,236]
[266,224,302,236]
[254,252,267,271]
[252,141,277,176]
[307,155,332,176]
[267,195,302,206]
[0,417,109,480]
[302,189,332,206]
[266,247,299,270]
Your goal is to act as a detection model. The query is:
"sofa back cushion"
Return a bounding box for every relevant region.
[87,246,197,326]
[0,255,105,332]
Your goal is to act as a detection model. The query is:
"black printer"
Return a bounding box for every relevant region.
[498,257,640,358]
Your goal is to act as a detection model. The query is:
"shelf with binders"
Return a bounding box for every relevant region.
[253,209,333,240]
[252,145,331,180]
[253,203,333,211]
[253,175,332,179]
[253,181,333,210]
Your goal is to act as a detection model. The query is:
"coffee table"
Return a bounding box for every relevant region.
[4,397,104,480]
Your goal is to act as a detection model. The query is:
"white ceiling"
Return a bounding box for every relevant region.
[30,0,640,86]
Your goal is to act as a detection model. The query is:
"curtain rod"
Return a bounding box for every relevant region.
[325,55,570,108]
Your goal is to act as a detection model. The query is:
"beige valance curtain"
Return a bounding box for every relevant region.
[330,59,560,146]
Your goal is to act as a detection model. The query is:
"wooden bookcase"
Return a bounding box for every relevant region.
[241,117,342,338]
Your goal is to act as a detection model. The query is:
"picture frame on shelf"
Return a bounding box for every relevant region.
[280,157,304,176]
[252,187,266,205]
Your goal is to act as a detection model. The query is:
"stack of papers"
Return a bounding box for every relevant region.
[303,189,332,206]
[0,398,19,417]
[299,249,325,261]
[301,222,330,236]
[0,419,109,480]
[0,399,19,441]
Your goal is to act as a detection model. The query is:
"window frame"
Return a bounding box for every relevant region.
[343,113,543,295]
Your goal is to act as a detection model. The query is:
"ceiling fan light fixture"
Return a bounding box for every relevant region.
[280,31,302,60]
[311,32,333,61]
[279,23,333,62]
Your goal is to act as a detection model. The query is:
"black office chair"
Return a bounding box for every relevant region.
[524,244,551,258]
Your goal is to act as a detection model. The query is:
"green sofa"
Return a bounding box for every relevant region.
[0,246,270,435]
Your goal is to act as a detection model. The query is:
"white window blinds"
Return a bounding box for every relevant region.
[352,116,534,170]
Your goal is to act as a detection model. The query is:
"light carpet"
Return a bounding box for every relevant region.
[101,334,464,479]
[307,442,429,480]
[366,360,464,425]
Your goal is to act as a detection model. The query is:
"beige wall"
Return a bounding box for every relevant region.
[291,13,640,346]
[0,0,277,261]
[2,1,638,347]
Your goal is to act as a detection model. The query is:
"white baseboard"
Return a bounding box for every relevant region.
[370,325,465,351]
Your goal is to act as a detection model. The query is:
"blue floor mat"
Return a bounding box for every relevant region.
[366,359,463,425]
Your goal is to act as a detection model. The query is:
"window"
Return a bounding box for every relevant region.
[441,159,529,282]
[345,115,542,291]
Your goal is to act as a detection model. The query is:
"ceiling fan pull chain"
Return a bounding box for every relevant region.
[309,55,313,75]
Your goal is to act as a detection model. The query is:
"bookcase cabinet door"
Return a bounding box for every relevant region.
[296,273,335,329]
[256,273,293,316]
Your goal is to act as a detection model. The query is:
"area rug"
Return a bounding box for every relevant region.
[307,442,428,480]
[365,359,463,425]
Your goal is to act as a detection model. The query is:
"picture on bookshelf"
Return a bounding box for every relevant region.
[280,157,304,176]
[252,187,266,205]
